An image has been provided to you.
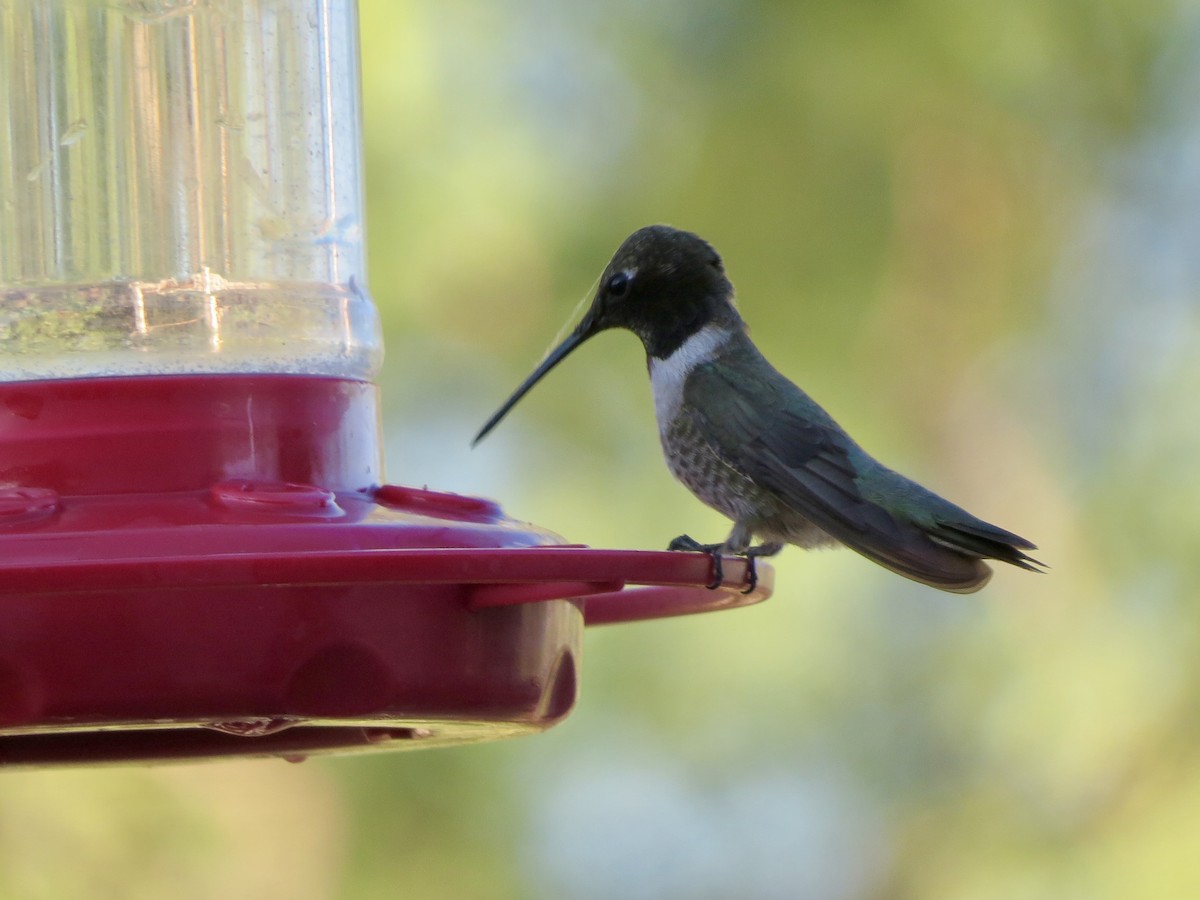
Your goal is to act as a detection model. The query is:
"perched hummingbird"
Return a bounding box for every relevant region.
[474,225,1042,593]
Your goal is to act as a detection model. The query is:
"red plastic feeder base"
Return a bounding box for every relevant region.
[0,375,771,766]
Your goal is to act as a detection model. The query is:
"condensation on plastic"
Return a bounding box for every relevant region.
[0,0,381,381]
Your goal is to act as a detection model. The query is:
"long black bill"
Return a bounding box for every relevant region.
[472,316,599,446]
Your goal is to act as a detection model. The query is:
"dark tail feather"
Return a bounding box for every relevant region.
[927,518,1046,574]
[831,513,1044,595]
[842,536,995,594]
[824,510,1000,594]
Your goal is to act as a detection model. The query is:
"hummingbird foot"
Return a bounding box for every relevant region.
[740,541,784,594]
[668,534,781,592]
[667,534,726,589]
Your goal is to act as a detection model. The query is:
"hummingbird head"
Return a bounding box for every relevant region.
[585,225,743,358]
[473,225,744,444]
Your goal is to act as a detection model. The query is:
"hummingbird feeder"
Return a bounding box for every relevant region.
[0,0,772,767]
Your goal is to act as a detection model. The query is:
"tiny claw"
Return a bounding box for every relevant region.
[741,556,757,595]
[668,534,724,590]
[705,552,724,590]
[739,542,781,595]
[667,534,701,552]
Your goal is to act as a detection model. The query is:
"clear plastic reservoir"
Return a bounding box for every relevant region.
[0,0,381,381]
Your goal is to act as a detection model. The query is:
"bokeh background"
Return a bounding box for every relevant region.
[4,0,1200,897]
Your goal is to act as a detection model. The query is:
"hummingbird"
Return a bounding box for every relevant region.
[473,225,1043,593]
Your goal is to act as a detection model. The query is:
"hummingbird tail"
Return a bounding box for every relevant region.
[831,515,1044,594]
[846,540,995,594]
[925,519,1045,574]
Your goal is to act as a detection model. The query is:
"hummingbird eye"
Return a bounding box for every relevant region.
[605,270,631,297]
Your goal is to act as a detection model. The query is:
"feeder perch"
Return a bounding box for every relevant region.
[0,0,772,767]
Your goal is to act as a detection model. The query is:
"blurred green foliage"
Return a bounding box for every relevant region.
[4,0,1200,897]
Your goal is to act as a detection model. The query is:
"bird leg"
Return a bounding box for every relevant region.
[739,541,784,595]
[668,534,726,589]
[668,530,784,594]
[718,523,780,594]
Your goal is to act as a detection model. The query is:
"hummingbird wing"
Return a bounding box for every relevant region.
[684,339,1039,593]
